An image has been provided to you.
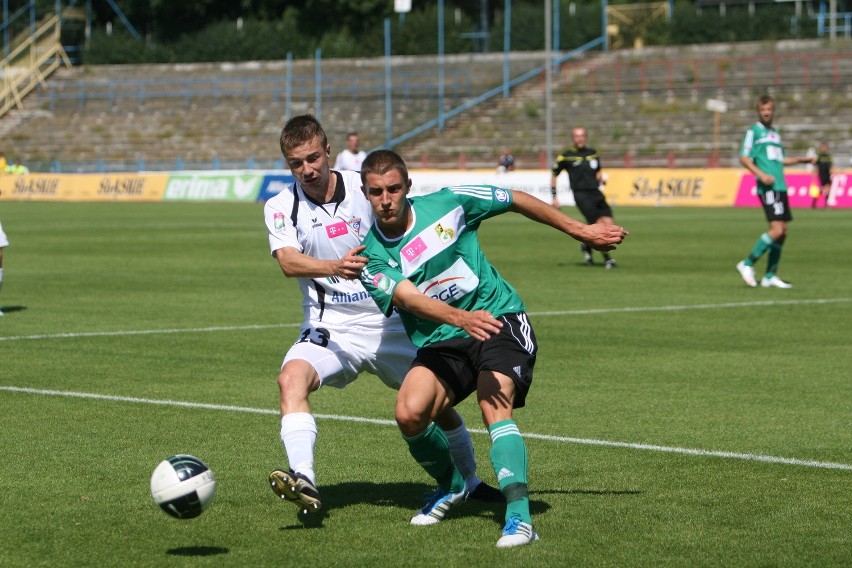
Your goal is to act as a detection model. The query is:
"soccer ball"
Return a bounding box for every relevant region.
[150,454,216,519]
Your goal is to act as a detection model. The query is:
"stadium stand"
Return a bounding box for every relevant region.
[0,39,849,172]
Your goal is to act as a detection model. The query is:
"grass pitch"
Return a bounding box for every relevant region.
[0,201,850,567]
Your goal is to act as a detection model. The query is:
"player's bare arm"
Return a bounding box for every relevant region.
[391,280,502,341]
[510,190,627,250]
[783,155,816,166]
[275,245,367,280]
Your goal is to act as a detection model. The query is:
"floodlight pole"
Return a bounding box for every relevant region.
[438,0,445,132]
[384,17,392,146]
[545,0,553,168]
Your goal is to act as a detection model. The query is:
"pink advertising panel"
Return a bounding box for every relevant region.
[735,171,852,209]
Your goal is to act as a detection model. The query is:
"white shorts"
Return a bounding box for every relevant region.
[0,221,8,247]
[282,319,417,390]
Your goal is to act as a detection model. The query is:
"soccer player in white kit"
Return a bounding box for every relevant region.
[0,219,8,316]
[264,115,500,516]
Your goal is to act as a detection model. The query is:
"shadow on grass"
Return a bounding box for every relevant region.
[167,546,229,557]
[0,305,26,314]
[536,488,643,496]
[277,481,553,530]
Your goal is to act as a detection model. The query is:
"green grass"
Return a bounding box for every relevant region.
[1,202,850,567]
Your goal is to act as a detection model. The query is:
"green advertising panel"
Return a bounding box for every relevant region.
[164,173,262,201]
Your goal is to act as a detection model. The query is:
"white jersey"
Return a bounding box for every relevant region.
[264,170,383,328]
[333,149,367,172]
[0,220,8,247]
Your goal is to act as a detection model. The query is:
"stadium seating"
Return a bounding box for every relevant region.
[0,39,849,172]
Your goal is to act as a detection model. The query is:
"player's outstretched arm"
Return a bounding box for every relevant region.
[509,190,627,251]
[275,245,367,280]
[391,280,502,341]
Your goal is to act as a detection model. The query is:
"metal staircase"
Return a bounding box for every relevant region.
[0,14,72,119]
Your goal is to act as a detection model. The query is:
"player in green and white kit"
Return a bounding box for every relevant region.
[736,95,814,288]
[358,150,627,547]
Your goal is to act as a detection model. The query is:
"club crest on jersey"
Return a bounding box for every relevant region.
[348,217,362,232]
[273,212,286,230]
[434,223,455,244]
[326,220,349,239]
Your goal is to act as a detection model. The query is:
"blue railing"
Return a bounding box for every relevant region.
[37,69,475,111]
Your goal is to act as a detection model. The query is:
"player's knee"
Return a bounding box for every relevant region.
[277,368,312,404]
[395,396,431,435]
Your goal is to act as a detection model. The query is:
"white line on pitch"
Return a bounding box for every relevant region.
[0,322,301,342]
[529,297,852,316]
[2,298,850,343]
[2,385,850,472]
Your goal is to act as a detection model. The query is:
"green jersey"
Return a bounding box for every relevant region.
[740,122,787,193]
[360,186,526,347]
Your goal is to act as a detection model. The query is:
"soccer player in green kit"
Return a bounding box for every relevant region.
[736,95,815,288]
[357,150,627,547]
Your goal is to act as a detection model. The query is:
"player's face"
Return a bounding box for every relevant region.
[572,129,587,148]
[363,169,412,236]
[347,135,359,152]
[285,136,331,193]
[757,102,774,126]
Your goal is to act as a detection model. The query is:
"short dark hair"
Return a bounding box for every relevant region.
[757,95,774,108]
[360,149,409,186]
[280,114,328,156]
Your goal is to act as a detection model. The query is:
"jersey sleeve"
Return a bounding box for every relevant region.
[740,127,755,158]
[446,185,513,226]
[359,239,405,317]
[263,196,301,255]
[550,155,565,176]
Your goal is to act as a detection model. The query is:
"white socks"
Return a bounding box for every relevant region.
[443,416,482,490]
[280,412,318,484]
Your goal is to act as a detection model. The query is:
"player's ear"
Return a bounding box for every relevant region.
[405,178,412,193]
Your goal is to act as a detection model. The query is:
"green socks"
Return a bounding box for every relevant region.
[403,422,465,493]
[765,240,783,278]
[745,232,774,266]
[489,419,531,523]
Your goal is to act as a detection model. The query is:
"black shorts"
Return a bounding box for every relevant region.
[573,189,613,223]
[411,312,537,409]
[759,190,793,222]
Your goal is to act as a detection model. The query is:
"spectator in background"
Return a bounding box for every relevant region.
[496,147,515,173]
[333,132,367,171]
[736,95,814,289]
[813,142,833,209]
[550,127,618,268]
[0,219,8,316]
[6,159,28,175]
[0,153,7,175]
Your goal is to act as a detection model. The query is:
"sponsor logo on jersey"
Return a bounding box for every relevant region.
[273,212,286,230]
[434,223,455,243]
[330,290,370,303]
[417,258,478,303]
[326,220,350,238]
[495,188,510,203]
[402,236,428,262]
[372,273,395,294]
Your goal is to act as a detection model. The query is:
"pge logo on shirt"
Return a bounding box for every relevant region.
[417,258,479,304]
[495,189,509,203]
